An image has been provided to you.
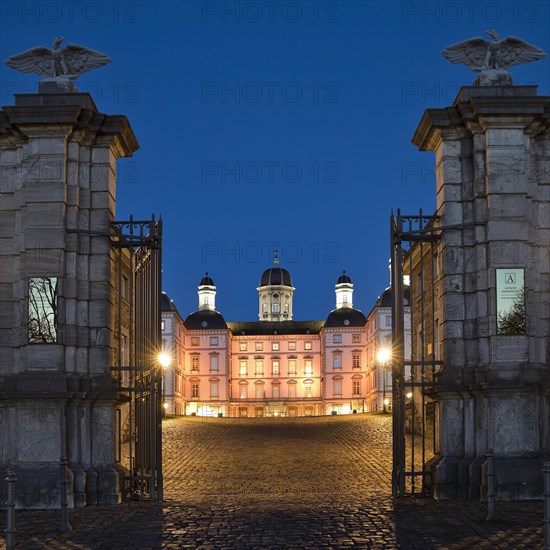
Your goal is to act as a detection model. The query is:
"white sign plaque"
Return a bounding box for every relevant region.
[496,268,525,335]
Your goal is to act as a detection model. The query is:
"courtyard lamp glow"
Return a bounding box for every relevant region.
[377,348,391,413]
[158,352,172,416]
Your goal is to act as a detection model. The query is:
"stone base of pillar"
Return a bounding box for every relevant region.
[430,455,546,500]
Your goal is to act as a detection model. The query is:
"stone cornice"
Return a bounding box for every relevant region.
[412,86,550,152]
[0,97,139,157]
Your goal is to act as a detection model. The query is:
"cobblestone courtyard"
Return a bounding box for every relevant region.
[1,414,544,549]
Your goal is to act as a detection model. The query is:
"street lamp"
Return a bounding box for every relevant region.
[158,352,171,415]
[377,348,391,413]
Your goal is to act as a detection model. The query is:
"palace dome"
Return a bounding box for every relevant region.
[185,309,227,330]
[325,308,367,328]
[259,266,292,287]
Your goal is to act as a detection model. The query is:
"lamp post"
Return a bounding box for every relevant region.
[377,348,391,413]
[158,352,171,415]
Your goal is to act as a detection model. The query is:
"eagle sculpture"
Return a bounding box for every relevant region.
[441,30,546,85]
[442,30,546,72]
[5,37,111,81]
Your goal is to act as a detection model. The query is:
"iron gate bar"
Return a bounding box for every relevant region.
[111,215,163,502]
[391,209,443,497]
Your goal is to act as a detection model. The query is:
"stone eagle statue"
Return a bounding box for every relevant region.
[441,30,546,86]
[5,37,111,81]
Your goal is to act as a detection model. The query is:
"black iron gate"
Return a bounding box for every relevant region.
[111,215,163,501]
[390,209,444,497]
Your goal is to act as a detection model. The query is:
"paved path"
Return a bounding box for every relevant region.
[1,414,544,549]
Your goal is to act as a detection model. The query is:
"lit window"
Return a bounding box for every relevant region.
[239,385,248,399]
[28,277,58,343]
[352,334,361,343]
[210,337,218,346]
[255,360,263,375]
[240,342,247,352]
[191,337,199,346]
[255,342,263,351]
[272,342,279,351]
[304,385,313,398]
[191,356,199,371]
[353,381,360,395]
[272,302,280,313]
[284,303,289,313]
[288,342,296,351]
[262,303,268,314]
[288,360,296,374]
[255,384,263,399]
[334,380,342,396]
[272,361,280,375]
[353,354,360,368]
[210,382,219,398]
[191,383,199,398]
[239,361,247,376]
[210,356,218,371]
[333,334,342,344]
[333,355,341,369]
[288,384,296,398]
[272,385,280,399]
[161,320,165,331]
[304,342,312,350]
[304,359,313,375]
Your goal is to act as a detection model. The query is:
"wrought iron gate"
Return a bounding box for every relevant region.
[390,209,444,497]
[111,215,163,501]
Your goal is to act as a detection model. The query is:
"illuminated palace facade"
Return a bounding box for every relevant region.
[161,261,405,417]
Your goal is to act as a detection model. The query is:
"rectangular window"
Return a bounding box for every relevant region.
[191,337,199,346]
[385,316,392,327]
[210,337,218,346]
[210,382,219,398]
[272,385,280,399]
[288,359,296,374]
[272,342,279,351]
[304,359,313,375]
[161,320,165,331]
[304,385,312,398]
[210,356,218,371]
[191,383,199,398]
[191,356,199,371]
[255,342,263,351]
[239,361,247,376]
[239,385,247,399]
[334,380,342,396]
[255,384,263,399]
[353,354,360,368]
[333,334,342,344]
[352,334,361,343]
[288,384,296,398]
[272,361,280,375]
[353,381,360,395]
[255,360,263,375]
[240,342,247,352]
[304,341,312,350]
[333,355,341,369]
[122,274,129,300]
[288,341,296,351]
[28,277,58,343]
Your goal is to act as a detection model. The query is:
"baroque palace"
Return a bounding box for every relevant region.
[161,257,409,417]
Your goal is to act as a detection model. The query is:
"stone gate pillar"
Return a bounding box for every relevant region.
[0,90,138,507]
[413,85,550,499]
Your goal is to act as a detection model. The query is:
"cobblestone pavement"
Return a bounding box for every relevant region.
[1,414,545,549]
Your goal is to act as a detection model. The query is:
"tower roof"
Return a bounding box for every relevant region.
[259,266,292,287]
[337,270,352,284]
[199,272,215,286]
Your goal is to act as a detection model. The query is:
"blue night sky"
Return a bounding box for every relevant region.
[1,1,549,322]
